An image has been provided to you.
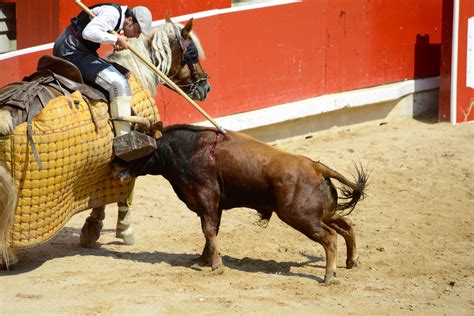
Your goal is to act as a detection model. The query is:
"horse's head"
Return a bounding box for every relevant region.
[161,18,211,101]
[109,18,211,101]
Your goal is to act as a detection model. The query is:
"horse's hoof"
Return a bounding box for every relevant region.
[120,234,135,246]
[80,218,102,248]
[79,240,98,248]
[116,229,135,245]
[346,258,359,269]
[79,236,100,248]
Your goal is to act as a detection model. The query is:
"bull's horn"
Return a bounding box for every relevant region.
[110,116,151,128]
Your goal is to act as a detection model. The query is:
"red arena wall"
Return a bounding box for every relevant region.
[0,0,445,125]
[155,0,444,124]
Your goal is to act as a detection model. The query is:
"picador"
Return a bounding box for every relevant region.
[53,2,153,158]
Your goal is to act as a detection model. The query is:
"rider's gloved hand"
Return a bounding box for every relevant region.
[114,34,128,51]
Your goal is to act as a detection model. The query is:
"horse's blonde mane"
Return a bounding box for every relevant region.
[107,22,205,95]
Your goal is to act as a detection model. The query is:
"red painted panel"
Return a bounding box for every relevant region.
[439,0,453,122]
[326,0,442,93]
[2,0,59,49]
[455,1,474,123]
[214,3,327,115]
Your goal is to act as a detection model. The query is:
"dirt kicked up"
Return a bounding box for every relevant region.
[1,117,473,315]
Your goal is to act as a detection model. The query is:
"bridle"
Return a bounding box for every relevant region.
[165,23,209,94]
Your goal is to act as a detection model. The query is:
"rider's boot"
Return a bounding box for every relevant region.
[110,96,156,161]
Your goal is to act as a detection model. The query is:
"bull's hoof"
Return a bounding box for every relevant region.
[211,264,225,275]
[191,255,210,268]
[346,257,359,269]
[211,256,223,271]
[323,271,337,285]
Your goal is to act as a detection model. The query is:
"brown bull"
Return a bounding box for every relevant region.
[120,124,368,284]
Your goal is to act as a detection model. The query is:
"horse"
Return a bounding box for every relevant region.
[0,18,210,267]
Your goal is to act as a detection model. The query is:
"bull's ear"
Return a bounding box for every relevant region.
[181,18,193,39]
[164,11,172,23]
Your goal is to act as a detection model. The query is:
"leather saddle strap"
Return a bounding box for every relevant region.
[4,80,42,110]
[24,78,59,170]
[25,79,60,171]
[27,113,44,170]
[26,76,76,171]
[0,85,21,106]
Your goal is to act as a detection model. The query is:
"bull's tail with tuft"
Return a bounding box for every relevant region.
[0,165,17,268]
[314,161,368,215]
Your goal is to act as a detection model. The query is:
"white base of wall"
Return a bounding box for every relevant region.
[195,77,440,141]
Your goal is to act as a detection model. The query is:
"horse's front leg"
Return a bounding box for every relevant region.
[115,185,135,245]
[80,206,105,248]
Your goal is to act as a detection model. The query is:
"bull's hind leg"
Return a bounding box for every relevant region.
[278,212,338,284]
[325,215,358,268]
[80,206,105,248]
[306,222,338,284]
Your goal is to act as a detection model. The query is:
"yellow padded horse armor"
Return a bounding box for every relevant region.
[0,75,159,249]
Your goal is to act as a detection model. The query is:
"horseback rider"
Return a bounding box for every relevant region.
[53,3,152,138]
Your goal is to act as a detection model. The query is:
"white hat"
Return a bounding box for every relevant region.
[131,6,152,36]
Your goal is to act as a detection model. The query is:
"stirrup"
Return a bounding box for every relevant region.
[113,131,157,161]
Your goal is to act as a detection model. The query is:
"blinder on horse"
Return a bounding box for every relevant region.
[167,23,210,101]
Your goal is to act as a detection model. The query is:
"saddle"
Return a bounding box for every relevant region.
[37,55,108,102]
[0,56,107,111]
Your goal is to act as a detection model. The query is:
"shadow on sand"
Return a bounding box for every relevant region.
[1,226,329,283]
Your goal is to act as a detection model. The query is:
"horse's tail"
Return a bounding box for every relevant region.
[0,165,17,268]
[314,161,368,215]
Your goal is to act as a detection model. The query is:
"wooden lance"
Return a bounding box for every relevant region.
[74,0,226,134]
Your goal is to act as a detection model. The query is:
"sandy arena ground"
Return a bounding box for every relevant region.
[1,116,473,314]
